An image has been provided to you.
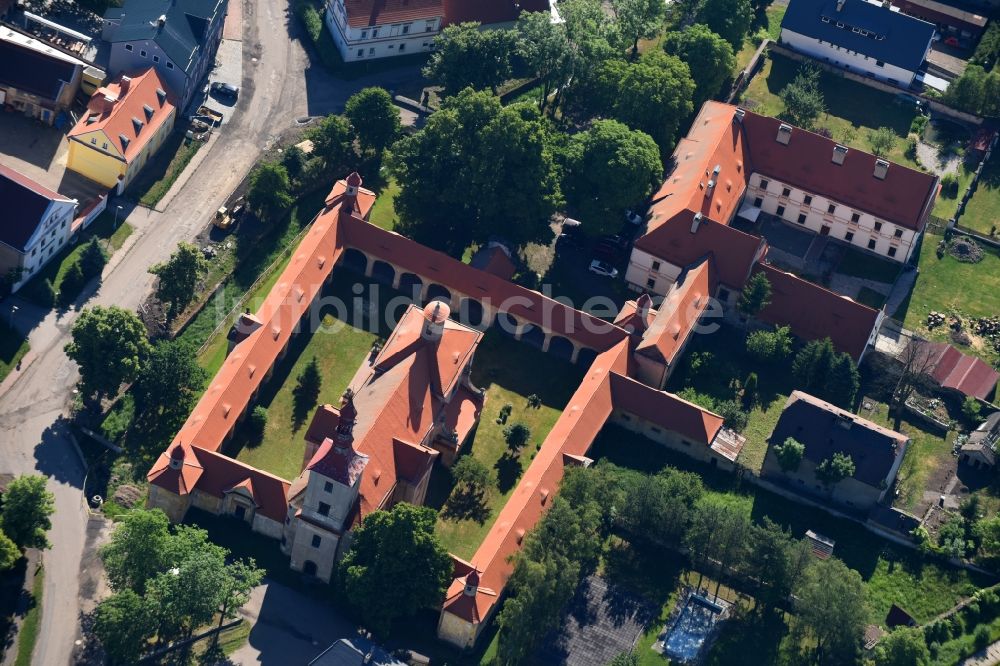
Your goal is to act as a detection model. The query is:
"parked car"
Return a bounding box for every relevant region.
[211,82,240,99]
[556,232,583,249]
[563,217,583,227]
[589,260,618,278]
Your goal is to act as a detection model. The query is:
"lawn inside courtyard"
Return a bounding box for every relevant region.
[897,233,1000,364]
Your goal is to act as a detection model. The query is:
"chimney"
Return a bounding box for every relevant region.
[157,13,166,28]
[873,158,889,180]
[168,444,185,470]
[832,144,848,165]
[690,212,703,234]
[734,108,746,122]
[636,293,652,327]
[102,93,116,114]
[463,570,480,597]
[836,0,845,11]
[119,75,132,97]
[776,123,792,145]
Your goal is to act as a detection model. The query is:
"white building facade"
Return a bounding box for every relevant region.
[778,28,920,85]
[324,0,443,62]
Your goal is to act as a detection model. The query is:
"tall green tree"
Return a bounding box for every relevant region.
[515,11,574,111]
[792,338,859,407]
[696,0,753,49]
[0,531,18,571]
[617,467,703,545]
[746,519,811,609]
[874,627,931,666]
[563,120,663,235]
[134,340,207,443]
[344,87,401,155]
[794,558,866,663]
[149,242,209,320]
[214,558,264,636]
[663,24,736,106]
[92,589,158,665]
[247,162,294,221]
[100,509,173,594]
[0,475,55,550]
[424,23,518,95]
[65,305,151,401]
[816,452,856,487]
[148,548,230,641]
[738,271,772,318]
[79,237,108,279]
[867,126,898,158]
[780,65,826,129]
[391,89,562,256]
[772,437,805,472]
[611,0,665,55]
[340,504,452,636]
[308,114,355,172]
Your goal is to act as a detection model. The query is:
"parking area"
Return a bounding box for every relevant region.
[0,113,108,204]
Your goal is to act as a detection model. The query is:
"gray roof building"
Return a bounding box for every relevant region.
[308,637,407,666]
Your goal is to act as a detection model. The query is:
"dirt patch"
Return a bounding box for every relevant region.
[111,484,144,509]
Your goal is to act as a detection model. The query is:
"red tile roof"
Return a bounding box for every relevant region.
[635,259,715,365]
[740,109,938,232]
[925,342,999,400]
[344,0,443,28]
[469,245,516,281]
[442,0,549,25]
[609,373,724,444]
[754,263,881,361]
[306,436,370,487]
[68,68,176,163]
[147,443,203,495]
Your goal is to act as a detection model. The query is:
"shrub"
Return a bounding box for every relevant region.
[963,396,982,423]
[715,400,749,432]
[57,261,86,308]
[504,422,531,450]
[941,173,960,199]
[974,624,991,650]
[248,406,268,443]
[746,326,792,362]
[910,114,929,137]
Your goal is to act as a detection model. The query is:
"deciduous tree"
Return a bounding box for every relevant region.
[134,340,207,441]
[92,589,157,665]
[874,627,930,666]
[424,23,517,95]
[746,326,792,362]
[65,305,151,401]
[696,0,753,49]
[340,504,452,636]
[773,437,805,472]
[515,11,574,111]
[780,65,826,129]
[611,0,665,55]
[867,126,898,158]
[100,508,173,594]
[0,531,18,571]
[816,452,856,487]
[308,114,355,172]
[663,24,736,106]
[738,271,772,318]
[345,87,401,155]
[247,162,294,221]
[794,557,866,663]
[0,475,55,550]
[149,242,209,320]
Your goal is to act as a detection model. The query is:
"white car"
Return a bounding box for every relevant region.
[589,260,618,278]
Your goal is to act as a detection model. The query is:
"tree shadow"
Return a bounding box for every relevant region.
[440,487,490,524]
[494,451,524,494]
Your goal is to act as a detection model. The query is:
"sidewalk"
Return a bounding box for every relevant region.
[959,640,1000,666]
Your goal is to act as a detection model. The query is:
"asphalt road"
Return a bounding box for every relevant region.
[0,1,424,663]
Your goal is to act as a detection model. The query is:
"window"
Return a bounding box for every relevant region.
[311,535,322,548]
[650,426,661,434]
[759,178,769,190]
[31,249,37,257]
[753,197,763,208]
[125,44,133,51]
[357,49,364,57]
[425,20,435,32]
[166,61,174,69]
[398,43,406,52]
[372,28,379,37]
[876,60,885,67]
[681,440,692,447]
[776,205,785,218]
[361,30,368,39]
[369,47,375,54]
[318,502,330,517]
[803,195,812,205]
[102,142,108,150]
[845,231,854,242]
[797,213,807,224]
[402,24,410,34]
[651,260,661,271]
[851,212,860,223]
[153,55,159,62]
[781,187,791,197]
[90,137,97,144]
[646,278,656,289]
[323,481,333,492]
[718,287,731,301]
[894,228,903,238]
[140,49,147,57]
[827,204,836,214]
[874,221,883,232]
[888,247,897,257]
[868,239,877,250]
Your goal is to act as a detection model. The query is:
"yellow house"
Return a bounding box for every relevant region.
[66,67,176,191]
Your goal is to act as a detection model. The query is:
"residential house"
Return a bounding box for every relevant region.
[0,26,85,125]
[324,0,444,62]
[960,411,1000,469]
[0,164,77,293]
[891,0,987,43]
[442,0,551,25]
[103,0,227,109]
[66,68,177,191]
[309,637,407,665]
[761,391,910,511]
[780,0,935,86]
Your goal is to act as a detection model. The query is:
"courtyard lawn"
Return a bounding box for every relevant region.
[960,153,1000,236]
[127,131,204,208]
[741,53,920,169]
[367,176,399,231]
[432,332,586,559]
[19,211,134,307]
[0,321,29,385]
[898,233,1000,361]
[666,324,795,474]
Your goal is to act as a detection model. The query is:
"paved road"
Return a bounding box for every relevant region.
[0,1,424,663]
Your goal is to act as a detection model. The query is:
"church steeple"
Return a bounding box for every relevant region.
[336,389,357,446]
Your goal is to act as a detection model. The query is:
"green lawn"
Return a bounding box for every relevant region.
[18,211,134,307]
[960,153,1000,236]
[127,131,204,208]
[741,52,934,161]
[432,332,585,559]
[736,4,787,70]
[13,566,42,666]
[0,321,29,385]
[898,233,1000,361]
[666,324,794,474]
[367,177,399,231]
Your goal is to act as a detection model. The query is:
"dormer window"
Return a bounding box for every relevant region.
[132,117,143,134]
[119,134,130,150]
[156,88,167,105]
[143,104,154,121]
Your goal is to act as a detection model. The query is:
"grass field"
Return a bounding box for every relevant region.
[736,4,787,70]
[18,212,134,307]
[13,566,42,666]
[127,132,204,208]
[432,332,585,559]
[960,153,1000,236]
[897,233,1000,360]
[367,177,399,231]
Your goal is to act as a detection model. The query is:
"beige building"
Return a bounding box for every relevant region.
[0,26,84,125]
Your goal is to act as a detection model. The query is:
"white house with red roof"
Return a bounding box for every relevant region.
[324,0,444,62]
[0,164,77,293]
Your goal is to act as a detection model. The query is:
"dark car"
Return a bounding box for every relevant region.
[211,82,240,99]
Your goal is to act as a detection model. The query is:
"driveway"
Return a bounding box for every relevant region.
[0,0,434,662]
[230,580,356,665]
